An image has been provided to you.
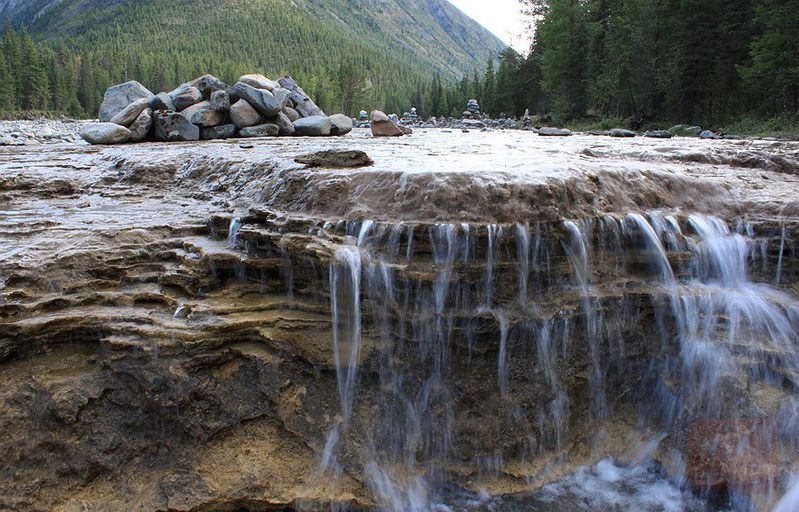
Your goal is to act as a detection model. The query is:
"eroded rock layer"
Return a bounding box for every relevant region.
[1,132,798,511]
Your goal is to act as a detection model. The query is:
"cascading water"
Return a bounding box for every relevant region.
[312,211,798,512]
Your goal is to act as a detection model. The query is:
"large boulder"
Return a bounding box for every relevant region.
[293,115,332,136]
[181,101,225,128]
[370,110,404,137]
[210,90,230,112]
[153,111,200,142]
[128,108,153,142]
[274,112,296,136]
[98,81,154,122]
[239,123,279,138]
[232,82,282,117]
[229,100,261,129]
[669,124,702,137]
[170,86,203,111]
[238,73,279,91]
[149,92,175,112]
[329,114,353,136]
[79,122,131,144]
[278,76,325,118]
[110,98,150,127]
[200,124,237,140]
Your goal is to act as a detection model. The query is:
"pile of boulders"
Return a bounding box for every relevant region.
[80,74,354,145]
[0,119,84,146]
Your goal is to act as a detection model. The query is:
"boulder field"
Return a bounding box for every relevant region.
[80,74,354,144]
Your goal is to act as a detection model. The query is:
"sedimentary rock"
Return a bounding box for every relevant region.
[329,114,353,136]
[128,108,153,142]
[294,149,373,168]
[229,99,261,129]
[278,76,325,118]
[110,98,150,127]
[98,81,154,122]
[171,86,203,111]
[232,82,282,117]
[238,123,279,137]
[78,122,131,144]
[293,115,332,136]
[153,111,200,141]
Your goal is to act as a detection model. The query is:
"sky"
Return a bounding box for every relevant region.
[447,0,530,52]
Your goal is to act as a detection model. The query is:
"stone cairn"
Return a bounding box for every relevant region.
[79,74,354,145]
[462,99,480,119]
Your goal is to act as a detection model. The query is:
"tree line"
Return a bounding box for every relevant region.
[413,0,798,127]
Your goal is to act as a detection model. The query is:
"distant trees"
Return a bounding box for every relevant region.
[417,0,799,125]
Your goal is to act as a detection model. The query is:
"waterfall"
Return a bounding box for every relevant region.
[310,211,798,511]
[227,217,241,247]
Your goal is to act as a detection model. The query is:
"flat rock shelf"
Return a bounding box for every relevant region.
[1,131,798,512]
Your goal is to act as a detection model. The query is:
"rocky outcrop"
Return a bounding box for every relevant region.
[294,149,374,168]
[82,74,353,145]
[4,132,798,512]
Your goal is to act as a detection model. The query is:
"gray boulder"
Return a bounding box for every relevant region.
[154,111,200,142]
[200,124,238,140]
[293,115,332,136]
[210,90,230,112]
[278,76,325,118]
[110,98,150,127]
[181,101,225,128]
[274,112,296,136]
[79,122,131,145]
[608,128,636,137]
[329,114,353,136]
[700,130,720,139]
[238,73,278,91]
[239,123,279,137]
[232,82,282,117]
[170,86,203,111]
[644,130,673,139]
[538,127,572,136]
[229,100,261,129]
[128,108,153,142]
[98,81,154,122]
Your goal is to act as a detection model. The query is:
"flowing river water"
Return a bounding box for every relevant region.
[1,130,798,511]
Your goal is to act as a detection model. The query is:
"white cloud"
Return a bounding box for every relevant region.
[447,0,530,52]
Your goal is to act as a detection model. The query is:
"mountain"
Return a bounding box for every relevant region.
[0,0,506,115]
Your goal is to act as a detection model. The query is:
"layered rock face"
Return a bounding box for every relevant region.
[1,133,798,511]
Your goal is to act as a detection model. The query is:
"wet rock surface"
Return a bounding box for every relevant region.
[1,131,798,511]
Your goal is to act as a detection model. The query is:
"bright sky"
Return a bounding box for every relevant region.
[447,0,530,52]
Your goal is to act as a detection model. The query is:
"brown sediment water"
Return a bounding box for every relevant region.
[1,130,798,511]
